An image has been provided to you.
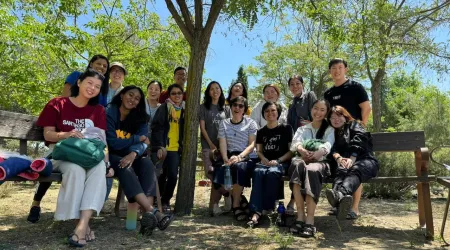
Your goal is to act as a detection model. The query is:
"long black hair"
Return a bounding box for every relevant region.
[227,81,248,104]
[203,81,225,111]
[311,99,331,139]
[85,54,110,96]
[70,68,105,106]
[110,85,149,134]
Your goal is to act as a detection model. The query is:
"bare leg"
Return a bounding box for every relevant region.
[352,184,362,215]
[71,210,93,245]
[292,183,305,222]
[305,195,316,225]
[232,184,243,208]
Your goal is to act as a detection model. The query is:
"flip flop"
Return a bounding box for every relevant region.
[85,229,95,242]
[346,211,359,220]
[157,213,175,231]
[67,233,86,248]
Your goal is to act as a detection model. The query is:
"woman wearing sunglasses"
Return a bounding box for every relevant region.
[212,96,258,221]
[151,84,185,213]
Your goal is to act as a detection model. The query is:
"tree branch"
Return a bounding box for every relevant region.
[201,0,226,43]
[194,0,203,30]
[176,0,195,32]
[165,0,193,45]
[400,1,450,37]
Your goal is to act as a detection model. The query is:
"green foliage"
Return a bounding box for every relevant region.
[0,0,189,115]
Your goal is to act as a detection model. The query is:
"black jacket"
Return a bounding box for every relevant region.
[150,103,185,153]
[330,120,376,161]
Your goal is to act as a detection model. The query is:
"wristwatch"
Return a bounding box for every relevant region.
[276,158,281,164]
[104,161,111,168]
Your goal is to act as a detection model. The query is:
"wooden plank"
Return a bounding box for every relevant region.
[0,110,44,141]
[281,175,436,183]
[5,173,62,182]
[372,131,425,152]
[19,139,28,155]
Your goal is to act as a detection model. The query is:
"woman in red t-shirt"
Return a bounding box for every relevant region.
[36,69,109,247]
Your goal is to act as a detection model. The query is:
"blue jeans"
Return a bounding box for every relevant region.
[105,178,113,201]
[249,163,288,213]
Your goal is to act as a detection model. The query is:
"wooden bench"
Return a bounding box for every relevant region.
[281,131,435,238]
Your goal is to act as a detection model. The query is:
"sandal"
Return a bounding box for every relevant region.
[289,220,305,234]
[298,224,316,238]
[232,207,248,221]
[157,213,175,230]
[140,212,157,236]
[346,211,359,220]
[67,233,86,247]
[247,212,261,228]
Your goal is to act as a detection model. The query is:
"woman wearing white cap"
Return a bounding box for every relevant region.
[107,62,127,104]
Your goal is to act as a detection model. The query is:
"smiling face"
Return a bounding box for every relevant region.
[311,101,329,123]
[90,58,108,75]
[263,104,278,122]
[330,112,347,129]
[289,78,304,97]
[78,76,102,99]
[147,82,161,102]
[169,86,183,105]
[329,62,348,83]
[209,83,222,101]
[231,99,245,119]
[263,86,279,102]
[231,83,244,98]
[110,66,125,84]
[121,89,141,110]
[174,69,187,87]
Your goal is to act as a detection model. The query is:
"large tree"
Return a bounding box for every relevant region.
[163,0,280,214]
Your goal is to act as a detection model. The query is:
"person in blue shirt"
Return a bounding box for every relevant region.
[62,55,111,107]
[107,86,174,235]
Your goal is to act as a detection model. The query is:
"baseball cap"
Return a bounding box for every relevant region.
[110,62,128,75]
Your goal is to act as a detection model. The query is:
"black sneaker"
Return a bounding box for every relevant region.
[27,206,41,223]
[337,195,353,220]
[139,212,157,236]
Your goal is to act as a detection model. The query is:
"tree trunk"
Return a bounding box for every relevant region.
[371,68,385,132]
[174,36,208,215]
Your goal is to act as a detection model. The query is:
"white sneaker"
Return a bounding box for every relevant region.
[224,196,232,212]
[213,204,223,216]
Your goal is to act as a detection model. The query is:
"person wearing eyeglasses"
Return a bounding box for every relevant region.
[212,96,258,221]
[150,84,185,213]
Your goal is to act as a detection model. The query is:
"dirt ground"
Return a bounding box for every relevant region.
[1,182,450,250]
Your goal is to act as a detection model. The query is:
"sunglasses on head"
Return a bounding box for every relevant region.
[232,103,245,109]
[170,91,183,96]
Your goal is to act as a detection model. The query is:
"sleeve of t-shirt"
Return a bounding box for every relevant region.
[355,83,369,104]
[36,98,60,128]
[95,106,107,130]
[65,71,81,86]
[286,124,294,143]
[248,119,258,136]
[256,128,264,144]
[199,105,206,121]
[218,120,226,139]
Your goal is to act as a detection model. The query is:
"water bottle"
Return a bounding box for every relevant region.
[276,201,286,227]
[224,165,232,190]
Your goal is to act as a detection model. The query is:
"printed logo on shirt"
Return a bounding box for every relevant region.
[62,119,94,131]
[263,134,281,151]
[333,95,341,100]
[116,129,131,139]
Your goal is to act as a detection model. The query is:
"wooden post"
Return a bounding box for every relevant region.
[415,148,434,239]
[19,139,27,155]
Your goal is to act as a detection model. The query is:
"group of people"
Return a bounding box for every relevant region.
[201,58,379,238]
[26,56,379,246]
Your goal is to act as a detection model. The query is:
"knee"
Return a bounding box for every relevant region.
[61,162,86,177]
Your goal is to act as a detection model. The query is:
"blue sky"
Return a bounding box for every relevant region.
[151,2,449,93]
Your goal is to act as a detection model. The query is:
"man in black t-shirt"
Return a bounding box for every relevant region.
[323,58,372,219]
[324,58,371,126]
